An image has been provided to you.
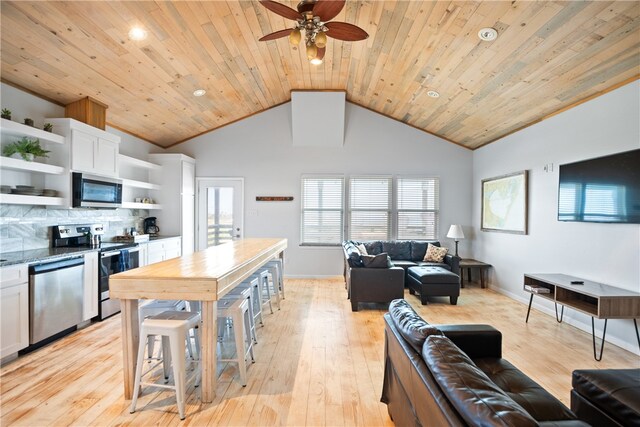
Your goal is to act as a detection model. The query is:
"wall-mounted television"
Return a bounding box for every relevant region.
[558,148,640,224]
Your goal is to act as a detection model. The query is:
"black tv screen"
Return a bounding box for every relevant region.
[558,149,640,224]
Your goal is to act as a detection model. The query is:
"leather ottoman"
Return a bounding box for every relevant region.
[407,266,460,305]
[571,368,640,427]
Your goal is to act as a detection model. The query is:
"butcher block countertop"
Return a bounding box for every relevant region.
[110,238,287,301]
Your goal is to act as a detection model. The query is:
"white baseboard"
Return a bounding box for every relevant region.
[284,274,344,280]
[489,285,640,356]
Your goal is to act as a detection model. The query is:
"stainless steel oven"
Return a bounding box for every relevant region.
[99,246,139,319]
[72,172,122,208]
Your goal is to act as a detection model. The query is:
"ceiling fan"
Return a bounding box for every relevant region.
[258,0,369,65]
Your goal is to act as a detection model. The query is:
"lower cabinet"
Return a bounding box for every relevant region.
[83,252,99,321]
[0,264,29,358]
[144,237,182,266]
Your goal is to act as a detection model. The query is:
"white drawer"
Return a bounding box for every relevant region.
[164,238,181,251]
[0,264,28,289]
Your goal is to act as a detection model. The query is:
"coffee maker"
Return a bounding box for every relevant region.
[143,217,160,236]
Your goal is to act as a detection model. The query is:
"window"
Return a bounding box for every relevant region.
[396,177,439,239]
[300,176,344,245]
[300,175,439,244]
[348,176,392,241]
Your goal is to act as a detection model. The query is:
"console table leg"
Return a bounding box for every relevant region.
[591,317,608,362]
[525,294,534,323]
[634,319,640,352]
[555,303,564,323]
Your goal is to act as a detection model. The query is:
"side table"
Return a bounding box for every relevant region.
[459,259,491,288]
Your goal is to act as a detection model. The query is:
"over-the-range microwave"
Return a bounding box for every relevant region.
[72,172,122,208]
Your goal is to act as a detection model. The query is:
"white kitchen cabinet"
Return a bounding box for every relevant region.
[138,243,149,267]
[0,264,29,358]
[48,118,120,178]
[146,237,182,265]
[82,251,99,321]
[148,154,195,255]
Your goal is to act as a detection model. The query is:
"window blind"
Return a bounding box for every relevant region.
[300,176,344,245]
[349,177,391,240]
[396,177,439,239]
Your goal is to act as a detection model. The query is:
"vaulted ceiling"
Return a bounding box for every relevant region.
[1,1,639,149]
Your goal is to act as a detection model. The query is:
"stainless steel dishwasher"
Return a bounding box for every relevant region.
[29,256,85,344]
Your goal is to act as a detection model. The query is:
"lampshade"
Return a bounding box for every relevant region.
[446,225,465,240]
[289,28,301,46]
[306,43,318,59]
[315,31,327,48]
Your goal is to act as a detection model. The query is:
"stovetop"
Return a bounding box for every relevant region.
[63,241,139,252]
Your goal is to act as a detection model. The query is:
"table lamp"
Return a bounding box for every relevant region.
[446,225,464,257]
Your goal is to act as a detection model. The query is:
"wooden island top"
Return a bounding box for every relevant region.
[110,237,287,301]
[110,237,287,404]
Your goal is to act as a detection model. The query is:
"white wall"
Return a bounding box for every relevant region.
[472,81,640,354]
[170,102,474,276]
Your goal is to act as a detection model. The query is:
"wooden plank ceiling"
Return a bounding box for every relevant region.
[1,1,639,149]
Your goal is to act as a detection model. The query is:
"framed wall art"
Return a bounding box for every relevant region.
[481,170,528,234]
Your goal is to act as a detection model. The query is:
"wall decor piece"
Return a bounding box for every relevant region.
[256,196,294,202]
[481,170,528,234]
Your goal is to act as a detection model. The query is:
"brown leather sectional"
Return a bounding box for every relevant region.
[381,299,590,426]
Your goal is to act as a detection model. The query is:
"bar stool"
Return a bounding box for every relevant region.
[262,264,282,309]
[266,259,285,300]
[238,276,264,326]
[217,295,255,386]
[225,285,258,344]
[130,310,201,420]
[250,270,274,314]
[139,300,186,361]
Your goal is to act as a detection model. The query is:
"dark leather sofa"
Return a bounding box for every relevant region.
[342,240,460,311]
[571,369,640,427]
[381,299,589,427]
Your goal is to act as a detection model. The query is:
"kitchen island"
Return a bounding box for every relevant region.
[110,237,287,403]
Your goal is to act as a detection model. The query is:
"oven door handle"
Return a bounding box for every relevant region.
[101,250,121,258]
[128,247,140,253]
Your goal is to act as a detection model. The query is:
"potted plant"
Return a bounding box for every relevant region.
[2,137,50,161]
[43,123,53,132]
[23,118,34,127]
[1,108,11,120]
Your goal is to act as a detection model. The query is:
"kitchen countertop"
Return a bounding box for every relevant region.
[147,235,180,241]
[0,247,97,267]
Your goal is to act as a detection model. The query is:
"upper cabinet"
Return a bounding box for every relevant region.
[48,118,120,178]
[148,154,196,255]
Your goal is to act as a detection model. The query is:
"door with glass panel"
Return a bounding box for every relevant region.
[197,178,244,250]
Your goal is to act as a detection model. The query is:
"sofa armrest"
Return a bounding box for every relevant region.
[434,324,502,359]
[444,254,460,276]
[350,267,404,310]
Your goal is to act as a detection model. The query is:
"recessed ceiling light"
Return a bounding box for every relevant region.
[427,90,440,98]
[478,27,498,41]
[128,27,147,41]
[193,89,206,97]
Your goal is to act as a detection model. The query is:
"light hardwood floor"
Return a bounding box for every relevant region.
[1,278,639,426]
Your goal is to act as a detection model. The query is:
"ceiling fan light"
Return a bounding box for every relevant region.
[310,57,323,65]
[289,28,301,45]
[306,43,318,59]
[315,31,327,49]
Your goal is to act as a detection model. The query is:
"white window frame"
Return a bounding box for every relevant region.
[395,176,440,240]
[347,175,393,241]
[300,175,345,246]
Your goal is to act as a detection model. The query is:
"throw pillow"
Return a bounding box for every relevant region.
[362,252,390,268]
[356,243,368,255]
[424,244,448,263]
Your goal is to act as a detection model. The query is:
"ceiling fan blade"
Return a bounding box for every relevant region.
[324,22,369,41]
[312,0,345,22]
[259,0,302,20]
[259,28,293,41]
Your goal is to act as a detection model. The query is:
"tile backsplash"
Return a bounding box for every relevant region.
[0,205,149,253]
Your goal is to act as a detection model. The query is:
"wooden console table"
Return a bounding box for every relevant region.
[459,259,491,288]
[524,273,640,361]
